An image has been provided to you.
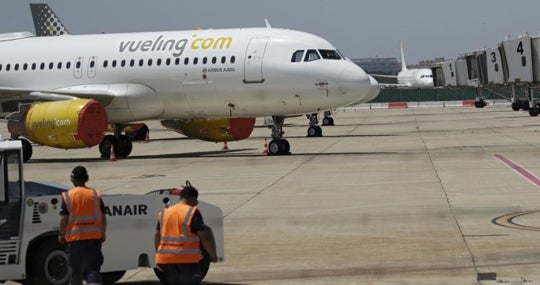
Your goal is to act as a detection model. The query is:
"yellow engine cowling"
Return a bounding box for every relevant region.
[160,118,255,142]
[7,99,108,149]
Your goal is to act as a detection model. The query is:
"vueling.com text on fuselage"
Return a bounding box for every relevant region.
[118,34,233,57]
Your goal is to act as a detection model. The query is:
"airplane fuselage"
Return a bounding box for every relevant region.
[397,68,433,87]
[0,28,373,123]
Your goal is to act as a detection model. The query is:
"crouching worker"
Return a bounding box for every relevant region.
[155,183,218,285]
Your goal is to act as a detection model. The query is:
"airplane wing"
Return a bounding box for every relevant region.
[368,74,404,88]
[0,85,118,106]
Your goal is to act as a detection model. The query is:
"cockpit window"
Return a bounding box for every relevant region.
[319,49,342,60]
[304,49,321,62]
[291,50,304,62]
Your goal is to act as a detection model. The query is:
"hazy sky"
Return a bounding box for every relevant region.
[1,0,539,64]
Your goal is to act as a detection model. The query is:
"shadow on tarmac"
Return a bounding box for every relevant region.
[120,280,247,285]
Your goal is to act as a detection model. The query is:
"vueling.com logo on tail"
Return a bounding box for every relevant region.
[118,34,233,57]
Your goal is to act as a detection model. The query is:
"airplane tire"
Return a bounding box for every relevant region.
[117,135,133,157]
[307,126,318,137]
[99,135,114,158]
[26,238,69,285]
[268,139,284,155]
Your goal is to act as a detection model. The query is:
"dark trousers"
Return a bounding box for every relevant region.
[67,239,104,285]
[164,263,201,285]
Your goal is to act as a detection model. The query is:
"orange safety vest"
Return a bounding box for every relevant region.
[61,187,104,242]
[155,203,202,264]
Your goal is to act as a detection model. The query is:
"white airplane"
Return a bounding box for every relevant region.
[0,6,378,161]
[371,42,433,88]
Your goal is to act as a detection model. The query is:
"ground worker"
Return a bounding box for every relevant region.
[154,183,218,285]
[58,166,107,285]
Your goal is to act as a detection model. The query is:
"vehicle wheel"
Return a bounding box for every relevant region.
[101,271,126,285]
[26,238,69,285]
[512,101,521,111]
[20,138,33,162]
[268,139,284,155]
[521,100,530,111]
[529,107,540,117]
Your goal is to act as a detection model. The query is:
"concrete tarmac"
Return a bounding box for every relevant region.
[6,106,540,284]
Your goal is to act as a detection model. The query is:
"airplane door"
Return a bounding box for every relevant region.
[243,37,268,83]
[74,57,83,79]
[88,56,97,78]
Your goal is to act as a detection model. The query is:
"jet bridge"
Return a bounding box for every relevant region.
[431,60,468,88]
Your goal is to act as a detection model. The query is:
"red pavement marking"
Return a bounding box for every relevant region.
[494,153,540,187]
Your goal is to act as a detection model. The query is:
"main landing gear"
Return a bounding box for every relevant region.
[321,110,335,126]
[267,116,291,155]
[306,113,323,137]
[98,124,133,158]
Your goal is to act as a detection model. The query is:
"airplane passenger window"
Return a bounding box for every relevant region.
[6,64,10,71]
[90,61,95,68]
[157,59,162,66]
[221,56,226,64]
[139,59,144,67]
[121,60,126,67]
[111,60,116,68]
[202,57,208,64]
[175,58,180,65]
[40,63,46,70]
[304,49,320,62]
[74,62,79,69]
[231,56,236,63]
[14,64,19,71]
[212,57,217,64]
[31,63,36,70]
[130,59,135,67]
[66,62,71,69]
[103,61,108,68]
[184,58,189,65]
[57,62,62,69]
[193,57,198,65]
[23,63,28,70]
[291,50,304,62]
[0,65,2,71]
[319,50,341,60]
[166,58,171,66]
[49,62,54,70]
[148,59,153,66]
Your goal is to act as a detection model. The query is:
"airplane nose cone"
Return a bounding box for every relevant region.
[366,75,381,102]
[339,64,371,102]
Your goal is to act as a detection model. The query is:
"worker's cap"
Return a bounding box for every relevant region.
[71,166,89,182]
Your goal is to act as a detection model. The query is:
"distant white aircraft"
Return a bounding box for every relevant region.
[1,4,378,161]
[371,42,434,88]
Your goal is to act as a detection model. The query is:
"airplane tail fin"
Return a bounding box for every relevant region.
[30,3,69,36]
[399,41,407,71]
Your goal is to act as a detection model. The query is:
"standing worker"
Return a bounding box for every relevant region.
[155,183,218,285]
[58,166,107,285]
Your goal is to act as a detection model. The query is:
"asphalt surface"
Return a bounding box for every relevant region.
[5,105,540,284]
